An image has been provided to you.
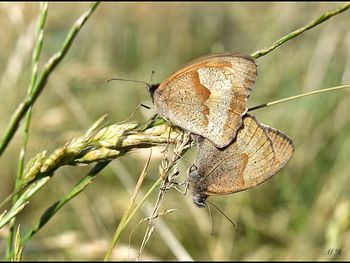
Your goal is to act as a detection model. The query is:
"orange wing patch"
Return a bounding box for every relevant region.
[191,71,211,126]
[152,52,257,148]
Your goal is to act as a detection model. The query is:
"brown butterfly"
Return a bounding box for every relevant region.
[148,52,257,148]
[188,114,294,207]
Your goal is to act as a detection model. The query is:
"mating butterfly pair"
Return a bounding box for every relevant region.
[148,53,294,207]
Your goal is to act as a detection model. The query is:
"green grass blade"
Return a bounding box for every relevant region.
[0,2,100,157]
[6,2,48,259]
[251,3,350,59]
[248,84,350,112]
[0,176,51,229]
[104,152,152,261]
[22,161,109,244]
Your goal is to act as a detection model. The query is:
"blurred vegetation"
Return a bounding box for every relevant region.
[0,2,350,260]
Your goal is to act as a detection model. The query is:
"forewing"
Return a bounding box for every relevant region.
[154,53,257,148]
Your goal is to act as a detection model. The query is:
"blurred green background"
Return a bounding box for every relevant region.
[0,2,350,260]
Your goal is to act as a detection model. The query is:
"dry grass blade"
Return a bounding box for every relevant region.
[137,132,192,259]
[104,149,152,261]
[10,225,23,262]
[138,209,178,224]
[128,209,177,260]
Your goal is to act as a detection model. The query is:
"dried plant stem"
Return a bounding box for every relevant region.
[123,177,162,231]
[0,2,99,157]
[137,185,165,259]
[137,133,192,259]
[104,151,152,261]
[248,84,350,112]
[251,3,350,59]
[10,225,23,261]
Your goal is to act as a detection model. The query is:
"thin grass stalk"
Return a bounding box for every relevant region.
[250,3,350,59]
[17,2,48,187]
[248,84,350,112]
[123,177,162,231]
[0,2,99,157]
[104,151,152,261]
[6,3,48,259]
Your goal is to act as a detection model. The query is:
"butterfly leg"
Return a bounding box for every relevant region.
[118,103,155,125]
[169,180,189,195]
[161,124,173,153]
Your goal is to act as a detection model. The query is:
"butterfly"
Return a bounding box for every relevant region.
[187,114,294,207]
[148,52,257,148]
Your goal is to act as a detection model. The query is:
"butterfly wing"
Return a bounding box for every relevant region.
[190,114,294,198]
[153,53,257,148]
[263,125,295,174]
[189,115,276,196]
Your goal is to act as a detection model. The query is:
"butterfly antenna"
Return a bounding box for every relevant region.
[207,202,215,236]
[107,78,150,86]
[207,200,236,229]
[150,70,156,83]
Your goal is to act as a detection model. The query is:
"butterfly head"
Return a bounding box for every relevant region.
[188,164,208,208]
[147,83,160,101]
